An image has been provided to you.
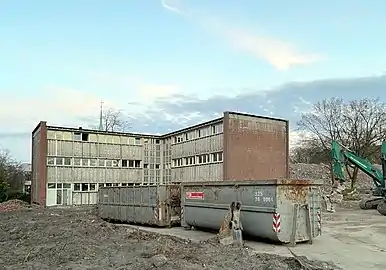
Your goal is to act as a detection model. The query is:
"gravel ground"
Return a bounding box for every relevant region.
[0,206,340,270]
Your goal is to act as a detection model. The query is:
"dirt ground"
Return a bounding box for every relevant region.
[0,205,341,270]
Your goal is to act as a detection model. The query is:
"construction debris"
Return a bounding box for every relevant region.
[0,207,340,270]
[0,199,32,213]
[290,163,374,193]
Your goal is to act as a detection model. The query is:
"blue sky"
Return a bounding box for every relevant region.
[0,0,385,162]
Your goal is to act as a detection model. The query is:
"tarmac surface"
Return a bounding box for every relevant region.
[124,203,386,270]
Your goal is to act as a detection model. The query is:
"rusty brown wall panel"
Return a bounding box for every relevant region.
[223,112,289,181]
[31,121,47,206]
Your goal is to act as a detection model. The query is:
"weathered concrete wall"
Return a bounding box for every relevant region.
[45,130,149,186]
[31,121,47,205]
[223,112,289,180]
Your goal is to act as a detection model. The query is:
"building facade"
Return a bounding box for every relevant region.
[31,111,289,207]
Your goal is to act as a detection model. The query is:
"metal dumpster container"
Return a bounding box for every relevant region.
[181,179,323,244]
[98,185,181,227]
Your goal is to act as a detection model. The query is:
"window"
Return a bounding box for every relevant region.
[63,183,71,189]
[106,183,112,187]
[57,183,62,189]
[198,155,203,164]
[47,158,55,165]
[144,163,149,169]
[81,183,89,191]
[98,183,104,188]
[128,160,134,168]
[155,139,160,144]
[90,184,96,191]
[98,159,105,167]
[121,183,128,186]
[82,159,89,166]
[213,152,223,162]
[112,183,119,187]
[155,164,160,169]
[74,158,81,166]
[122,160,128,167]
[135,138,141,145]
[135,160,141,168]
[47,183,56,189]
[90,159,97,166]
[81,133,89,141]
[112,160,119,167]
[144,138,149,144]
[56,158,64,166]
[73,132,82,141]
[64,158,71,166]
[105,160,112,167]
[74,183,81,191]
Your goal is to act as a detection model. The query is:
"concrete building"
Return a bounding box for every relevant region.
[31,111,289,207]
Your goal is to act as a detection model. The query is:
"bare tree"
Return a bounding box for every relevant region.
[290,138,330,164]
[297,97,386,189]
[101,108,131,132]
[0,149,24,202]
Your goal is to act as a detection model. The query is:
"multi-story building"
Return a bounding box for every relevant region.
[31,111,289,207]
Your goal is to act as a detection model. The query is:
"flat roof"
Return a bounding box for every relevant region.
[32,111,288,138]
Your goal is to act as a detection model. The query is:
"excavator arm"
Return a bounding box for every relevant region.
[331,140,385,190]
[329,140,386,215]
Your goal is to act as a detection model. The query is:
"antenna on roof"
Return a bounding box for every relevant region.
[99,100,104,131]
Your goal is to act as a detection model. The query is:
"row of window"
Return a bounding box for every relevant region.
[48,130,148,145]
[47,157,171,170]
[47,157,144,168]
[172,152,223,167]
[47,182,172,192]
[173,124,223,144]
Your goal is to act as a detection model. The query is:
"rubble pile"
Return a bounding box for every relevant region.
[290,163,374,193]
[0,199,32,213]
[0,207,341,269]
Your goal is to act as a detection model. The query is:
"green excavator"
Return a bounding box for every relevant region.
[329,140,386,215]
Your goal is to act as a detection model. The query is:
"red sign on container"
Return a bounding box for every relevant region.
[186,191,204,199]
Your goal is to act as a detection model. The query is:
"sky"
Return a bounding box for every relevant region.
[1,0,386,162]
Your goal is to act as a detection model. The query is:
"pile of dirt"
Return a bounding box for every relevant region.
[0,199,32,213]
[0,207,340,270]
[290,163,374,193]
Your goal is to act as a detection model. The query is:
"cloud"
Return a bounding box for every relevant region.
[1,74,385,161]
[0,132,30,139]
[216,26,322,70]
[161,0,185,15]
[160,0,322,70]
[86,71,180,108]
